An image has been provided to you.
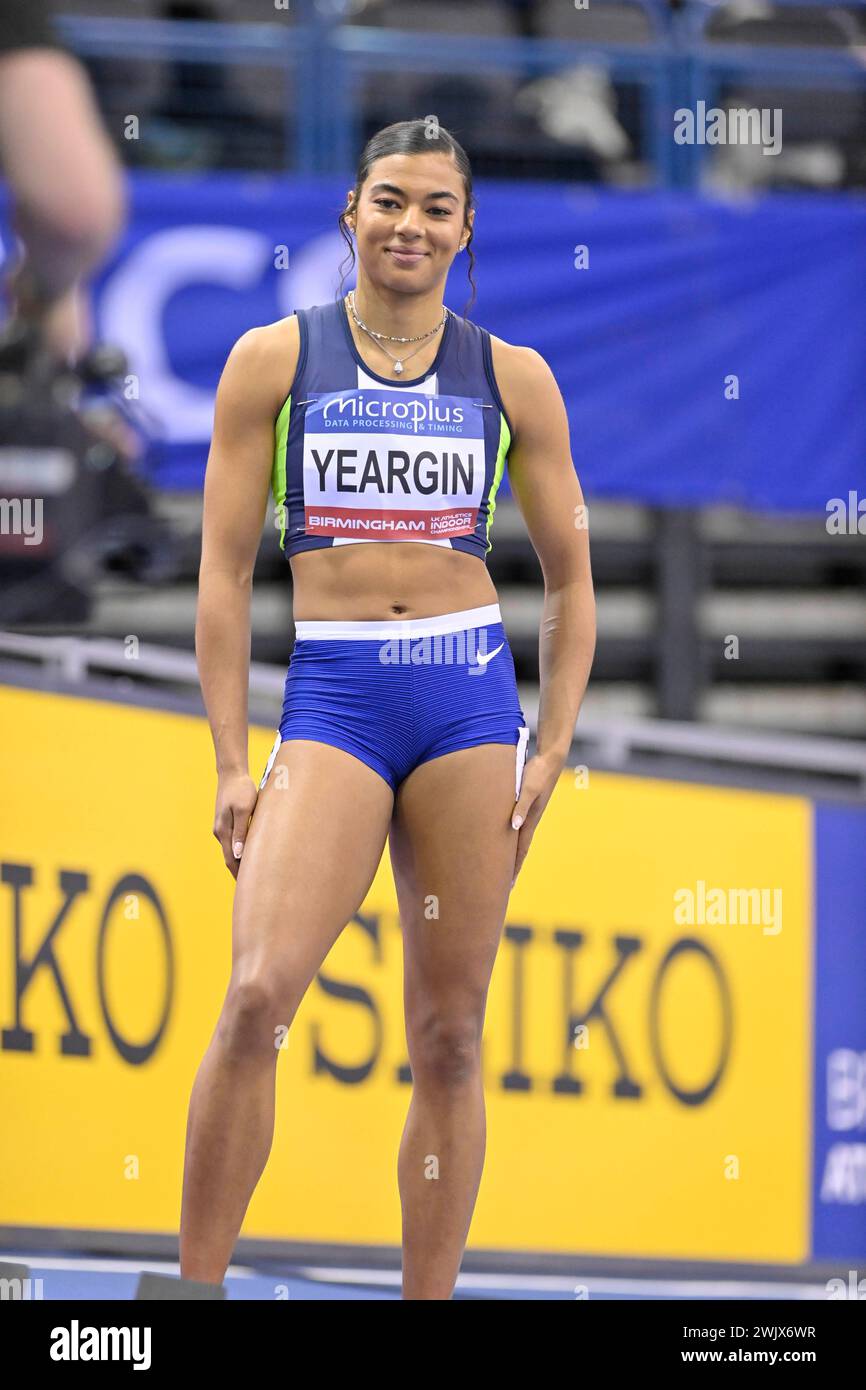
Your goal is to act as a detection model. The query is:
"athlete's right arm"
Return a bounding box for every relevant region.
[196,318,298,877]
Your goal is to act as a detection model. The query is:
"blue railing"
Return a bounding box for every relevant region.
[55,0,866,187]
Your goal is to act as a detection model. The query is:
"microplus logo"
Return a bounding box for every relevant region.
[321,394,465,429]
[50,1321,152,1370]
[674,101,782,156]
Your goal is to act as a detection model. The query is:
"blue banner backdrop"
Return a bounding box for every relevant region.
[812,803,866,1260]
[2,175,864,509]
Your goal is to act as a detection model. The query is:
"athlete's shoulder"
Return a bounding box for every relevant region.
[487,332,554,383]
[487,334,562,439]
[220,315,301,415]
[246,313,301,365]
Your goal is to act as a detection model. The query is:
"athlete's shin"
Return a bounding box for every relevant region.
[398,1055,486,1300]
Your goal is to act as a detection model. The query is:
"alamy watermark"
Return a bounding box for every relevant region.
[0,496,43,545]
[674,101,782,157]
[826,491,865,535]
[0,1275,44,1299]
[50,1321,151,1369]
[674,879,782,936]
[378,626,504,675]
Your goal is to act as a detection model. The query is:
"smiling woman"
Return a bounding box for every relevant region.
[182,117,596,1301]
[335,119,478,327]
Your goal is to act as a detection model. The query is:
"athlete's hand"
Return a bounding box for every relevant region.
[213,770,259,879]
[510,751,564,889]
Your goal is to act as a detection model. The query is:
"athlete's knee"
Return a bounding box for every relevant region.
[407,1009,484,1087]
[216,974,299,1062]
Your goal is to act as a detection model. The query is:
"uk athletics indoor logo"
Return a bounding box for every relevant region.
[301,387,486,541]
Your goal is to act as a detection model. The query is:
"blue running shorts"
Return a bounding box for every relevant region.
[260,602,530,797]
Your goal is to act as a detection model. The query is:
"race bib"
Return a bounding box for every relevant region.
[301,389,485,541]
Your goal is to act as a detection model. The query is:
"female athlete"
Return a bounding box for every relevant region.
[180,119,596,1300]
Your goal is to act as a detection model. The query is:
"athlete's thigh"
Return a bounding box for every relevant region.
[389,743,518,1010]
[232,739,394,993]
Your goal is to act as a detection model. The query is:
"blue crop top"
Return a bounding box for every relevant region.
[270,299,514,563]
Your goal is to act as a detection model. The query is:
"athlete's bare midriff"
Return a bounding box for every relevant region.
[289,540,499,621]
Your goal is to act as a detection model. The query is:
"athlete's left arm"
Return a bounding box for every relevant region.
[491,339,596,879]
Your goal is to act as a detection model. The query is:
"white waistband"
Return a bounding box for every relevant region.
[294,603,502,641]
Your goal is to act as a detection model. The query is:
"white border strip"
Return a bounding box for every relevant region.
[515,725,530,799]
[0,1252,254,1279]
[0,1252,829,1300]
[294,603,502,641]
[259,732,282,790]
[295,1266,829,1300]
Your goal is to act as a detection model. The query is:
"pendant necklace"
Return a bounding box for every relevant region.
[347,290,449,376]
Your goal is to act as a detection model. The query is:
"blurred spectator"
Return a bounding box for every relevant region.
[0,0,126,364]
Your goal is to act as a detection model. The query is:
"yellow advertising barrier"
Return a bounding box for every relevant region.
[0,685,812,1260]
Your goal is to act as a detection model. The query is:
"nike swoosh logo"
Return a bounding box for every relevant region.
[476,641,505,666]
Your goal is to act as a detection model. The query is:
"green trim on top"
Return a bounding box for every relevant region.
[485,411,511,553]
[272,396,291,550]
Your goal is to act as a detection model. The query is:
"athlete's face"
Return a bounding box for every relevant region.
[345,152,472,293]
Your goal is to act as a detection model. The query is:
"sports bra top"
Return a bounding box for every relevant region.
[270,298,514,563]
